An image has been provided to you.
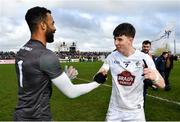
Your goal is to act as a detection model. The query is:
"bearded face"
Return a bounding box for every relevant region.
[45,25,55,43]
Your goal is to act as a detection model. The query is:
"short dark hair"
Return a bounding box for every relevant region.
[25,6,51,33]
[162,51,168,55]
[113,23,136,38]
[142,40,151,45]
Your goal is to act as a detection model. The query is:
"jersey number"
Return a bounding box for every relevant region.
[18,60,23,87]
[125,63,129,68]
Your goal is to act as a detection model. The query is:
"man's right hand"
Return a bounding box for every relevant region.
[65,66,78,80]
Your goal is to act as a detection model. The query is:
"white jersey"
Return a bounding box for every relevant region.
[102,50,156,111]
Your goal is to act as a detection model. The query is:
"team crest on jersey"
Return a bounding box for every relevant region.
[117,71,135,86]
[135,61,141,67]
[135,60,144,68]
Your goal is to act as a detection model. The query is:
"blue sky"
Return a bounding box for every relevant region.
[0,0,180,53]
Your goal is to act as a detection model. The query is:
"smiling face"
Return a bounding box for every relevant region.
[114,35,133,55]
[112,23,136,56]
[142,43,151,54]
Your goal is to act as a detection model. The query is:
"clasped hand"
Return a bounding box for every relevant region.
[65,66,78,80]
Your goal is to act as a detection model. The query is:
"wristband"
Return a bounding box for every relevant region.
[152,74,160,84]
[93,73,107,84]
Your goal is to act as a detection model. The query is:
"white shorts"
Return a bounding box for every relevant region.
[106,107,145,122]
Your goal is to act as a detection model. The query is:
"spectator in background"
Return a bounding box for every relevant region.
[164,51,178,91]
[141,40,156,62]
[155,52,168,82]
[141,40,157,107]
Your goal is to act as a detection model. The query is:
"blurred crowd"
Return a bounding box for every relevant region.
[0,51,16,60]
[55,51,110,60]
[0,51,110,61]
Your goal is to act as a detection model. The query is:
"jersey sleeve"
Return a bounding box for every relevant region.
[145,54,156,69]
[101,54,111,71]
[40,51,63,79]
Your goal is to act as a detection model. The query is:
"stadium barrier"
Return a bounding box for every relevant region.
[0,60,15,64]
[59,58,80,62]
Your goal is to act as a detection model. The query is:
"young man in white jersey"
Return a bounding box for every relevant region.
[98,23,165,121]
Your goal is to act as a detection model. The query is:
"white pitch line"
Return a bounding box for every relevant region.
[76,77,180,106]
[147,94,180,106]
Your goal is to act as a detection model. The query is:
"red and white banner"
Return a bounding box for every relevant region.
[0,60,15,64]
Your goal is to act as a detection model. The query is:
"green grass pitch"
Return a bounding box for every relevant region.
[0,61,180,121]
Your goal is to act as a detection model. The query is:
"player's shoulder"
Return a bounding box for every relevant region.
[40,49,58,60]
[135,49,145,55]
[39,49,59,69]
[109,50,118,56]
[42,48,55,55]
[105,50,117,59]
[134,50,149,58]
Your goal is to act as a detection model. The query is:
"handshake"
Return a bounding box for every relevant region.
[65,65,107,84]
[64,65,78,80]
